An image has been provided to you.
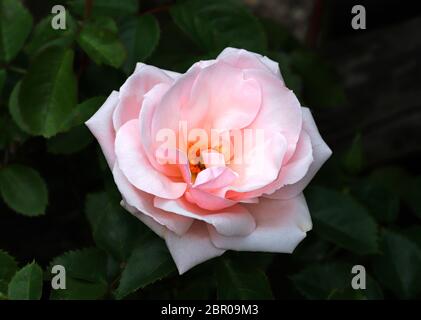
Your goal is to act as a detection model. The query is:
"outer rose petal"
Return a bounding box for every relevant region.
[154,197,256,237]
[267,108,332,200]
[121,200,166,238]
[217,47,282,80]
[208,194,312,253]
[112,163,193,236]
[165,221,225,274]
[135,62,181,80]
[115,119,187,199]
[113,65,174,131]
[85,91,119,168]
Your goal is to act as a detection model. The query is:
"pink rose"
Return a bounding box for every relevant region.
[86,48,332,274]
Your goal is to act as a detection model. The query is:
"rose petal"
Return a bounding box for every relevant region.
[194,166,237,190]
[186,188,237,210]
[154,197,256,237]
[237,130,313,199]
[266,108,332,200]
[209,194,312,252]
[190,61,262,130]
[165,221,225,274]
[244,69,302,162]
[200,149,226,168]
[115,119,187,199]
[274,130,314,186]
[139,82,183,178]
[217,47,282,79]
[150,68,202,141]
[227,131,287,193]
[113,65,173,131]
[135,62,181,80]
[113,163,193,236]
[85,91,119,168]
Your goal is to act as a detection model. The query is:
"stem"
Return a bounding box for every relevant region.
[84,0,93,21]
[306,0,324,48]
[140,4,171,16]
[8,66,26,75]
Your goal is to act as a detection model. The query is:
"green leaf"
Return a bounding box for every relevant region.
[326,275,383,300]
[65,96,106,129]
[25,12,77,56]
[294,238,332,263]
[290,262,383,300]
[8,261,43,300]
[0,69,5,96]
[85,192,142,261]
[170,0,267,53]
[175,277,216,300]
[47,125,93,155]
[291,263,350,299]
[18,48,77,137]
[261,18,301,52]
[0,0,33,63]
[372,230,421,298]
[48,248,107,283]
[404,176,421,219]
[351,177,399,223]
[290,50,346,108]
[365,276,384,300]
[354,166,410,222]
[0,113,28,150]
[342,134,364,174]
[327,288,366,300]
[50,277,108,300]
[368,166,411,198]
[8,81,31,134]
[48,248,108,300]
[406,226,421,250]
[0,250,17,295]
[115,236,175,299]
[230,252,274,272]
[216,258,273,300]
[120,14,160,74]
[0,164,48,216]
[77,17,126,68]
[68,0,138,18]
[72,96,105,125]
[306,187,378,254]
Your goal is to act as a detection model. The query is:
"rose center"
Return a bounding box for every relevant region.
[187,142,207,176]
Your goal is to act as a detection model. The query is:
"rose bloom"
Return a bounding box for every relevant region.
[86,48,332,274]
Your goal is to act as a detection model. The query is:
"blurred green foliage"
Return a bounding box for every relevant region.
[0,0,420,300]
